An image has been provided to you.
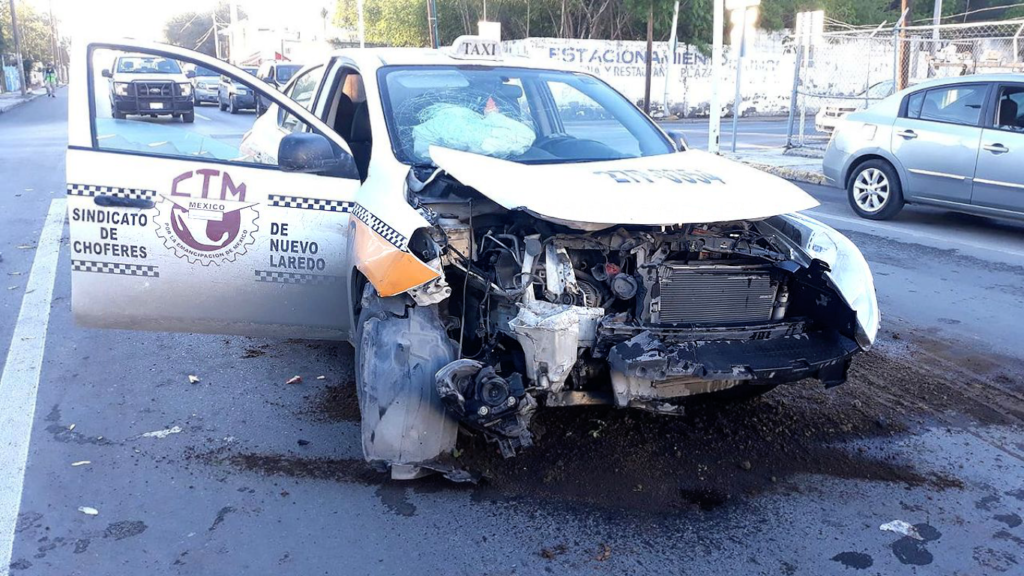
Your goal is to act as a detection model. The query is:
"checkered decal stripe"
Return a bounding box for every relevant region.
[255,270,343,286]
[67,184,157,200]
[72,260,159,278]
[268,194,353,213]
[352,204,407,249]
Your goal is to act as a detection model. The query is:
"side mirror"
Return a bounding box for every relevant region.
[101,69,112,78]
[279,133,358,178]
[186,70,196,79]
[665,129,688,152]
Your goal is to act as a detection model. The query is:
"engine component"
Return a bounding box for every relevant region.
[610,274,638,300]
[436,359,536,458]
[543,243,579,304]
[506,300,605,392]
[645,263,779,325]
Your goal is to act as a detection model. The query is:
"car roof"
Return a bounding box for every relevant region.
[907,73,1024,91]
[331,47,582,74]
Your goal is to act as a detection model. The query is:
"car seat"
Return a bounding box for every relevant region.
[999,97,1020,129]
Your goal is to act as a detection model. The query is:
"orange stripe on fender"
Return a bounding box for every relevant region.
[353,218,440,297]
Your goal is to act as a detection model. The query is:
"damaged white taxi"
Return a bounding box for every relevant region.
[67,37,878,481]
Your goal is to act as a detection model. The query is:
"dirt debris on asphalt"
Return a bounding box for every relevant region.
[191,330,1024,515]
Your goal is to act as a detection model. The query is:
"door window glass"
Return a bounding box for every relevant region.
[994,86,1024,132]
[912,85,986,126]
[906,92,925,118]
[90,48,317,167]
[279,66,325,134]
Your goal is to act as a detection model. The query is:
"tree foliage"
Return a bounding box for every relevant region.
[1,1,55,75]
[164,2,243,58]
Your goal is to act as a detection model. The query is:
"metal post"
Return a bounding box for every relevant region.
[212,11,221,59]
[9,0,27,96]
[643,1,653,115]
[931,0,942,68]
[709,0,724,153]
[730,6,748,153]
[663,0,680,116]
[357,0,365,48]
[785,45,803,149]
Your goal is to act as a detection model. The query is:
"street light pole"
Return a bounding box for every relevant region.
[663,0,680,117]
[708,0,724,153]
[729,6,748,153]
[9,0,27,96]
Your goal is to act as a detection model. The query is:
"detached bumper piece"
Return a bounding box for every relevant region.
[607,329,859,410]
[436,359,537,458]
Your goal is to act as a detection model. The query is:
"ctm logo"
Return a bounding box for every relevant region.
[166,169,254,252]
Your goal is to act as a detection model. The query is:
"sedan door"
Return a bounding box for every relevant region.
[971,83,1024,212]
[890,83,990,204]
[68,40,360,340]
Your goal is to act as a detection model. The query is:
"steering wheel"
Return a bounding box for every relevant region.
[531,133,575,151]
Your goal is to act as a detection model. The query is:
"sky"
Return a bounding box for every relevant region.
[30,0,335,43]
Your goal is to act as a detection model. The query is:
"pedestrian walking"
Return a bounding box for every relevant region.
[44,64,57,97]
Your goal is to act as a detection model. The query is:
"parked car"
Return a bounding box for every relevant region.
[254,61,302,115]
[824,74,1024,221]
[70,37,878,481]
[102,53,195,122]
[190,65,221,105]
[815,80,896,134]
[218,67,259,113]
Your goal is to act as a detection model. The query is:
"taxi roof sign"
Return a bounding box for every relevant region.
[450,36,502,61]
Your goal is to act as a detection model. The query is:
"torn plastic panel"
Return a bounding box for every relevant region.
[352,217,443,298]
[356,289,460,479]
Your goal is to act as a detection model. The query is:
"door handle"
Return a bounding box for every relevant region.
[983,143,1009,154]
[93,195,155,209]
[896,129,918,139]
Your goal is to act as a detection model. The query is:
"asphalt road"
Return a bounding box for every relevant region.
[2,89,1024,576]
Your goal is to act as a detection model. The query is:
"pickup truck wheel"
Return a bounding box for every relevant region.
[112,110,126,120]
[182,110,195,123]
[228,97,238,114]
[354,287,458,480]
[218,98,227,112]
[847,159,904,220]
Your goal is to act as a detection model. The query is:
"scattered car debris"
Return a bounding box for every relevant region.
[286,376,302,385]
[71,461,91,467]
[68,424,75,431]
[297,439,310,446]
[316,375,326,380]
[78,506,99,516]
[595,544,612,562]
[142,426,183,439]
[188,375,200,384]
[539,544,568,560]
[16,244,35,250]
[880,520,923,540]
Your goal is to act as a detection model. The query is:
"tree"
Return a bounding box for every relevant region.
[1,1,55,76]
[335,0,430,46]
[164,2,243,58]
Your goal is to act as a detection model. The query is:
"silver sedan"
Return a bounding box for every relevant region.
[823,74,1024,221]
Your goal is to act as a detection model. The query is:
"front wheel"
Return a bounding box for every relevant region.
[354,288,458,480]
[181,110,195,123]
[228,97,238,114]
[847,159,905,220]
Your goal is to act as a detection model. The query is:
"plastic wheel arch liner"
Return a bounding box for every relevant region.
[351,205,441,298]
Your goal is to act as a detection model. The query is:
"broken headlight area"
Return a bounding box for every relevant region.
[389,170,873,465]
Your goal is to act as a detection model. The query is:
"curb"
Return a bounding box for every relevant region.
[0,91,45,114]
[739,161,827,186]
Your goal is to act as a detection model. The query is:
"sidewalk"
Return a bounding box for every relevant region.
[724,147,826,186]
[0,88,48,114]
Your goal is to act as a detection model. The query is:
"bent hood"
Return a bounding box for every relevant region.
[430,147,819,230]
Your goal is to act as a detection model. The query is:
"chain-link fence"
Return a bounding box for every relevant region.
[786,19,1024,150]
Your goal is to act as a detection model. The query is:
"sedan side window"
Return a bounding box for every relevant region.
[994,86,1024,132]
[278,66,325,133]
[909,85,986,126]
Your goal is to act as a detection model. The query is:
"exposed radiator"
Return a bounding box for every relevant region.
[651,263,778,325]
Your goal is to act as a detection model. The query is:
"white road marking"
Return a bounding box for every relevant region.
[807,209,1024,259]
[196,113,211,121]
[0,199,66,576]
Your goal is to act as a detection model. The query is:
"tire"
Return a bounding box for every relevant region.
[354,287,458,479]
[218,98,227,112]
[172,113,180,119]
[847,159,905,220]
[228,97,238,114]
[182,110,195,123]
[112,110,126,120]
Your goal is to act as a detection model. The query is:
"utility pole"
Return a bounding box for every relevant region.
[930,0,942,68]
[426,0,438,48]
[9,0,27,95]
[897,0,912,90]
[48,0,58,83]
[709,0,724,153]
[643,0,653,114]
[663,0,680,118]
[229,0,239,64]
[357,0,365,48]
[212,10,221,59]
